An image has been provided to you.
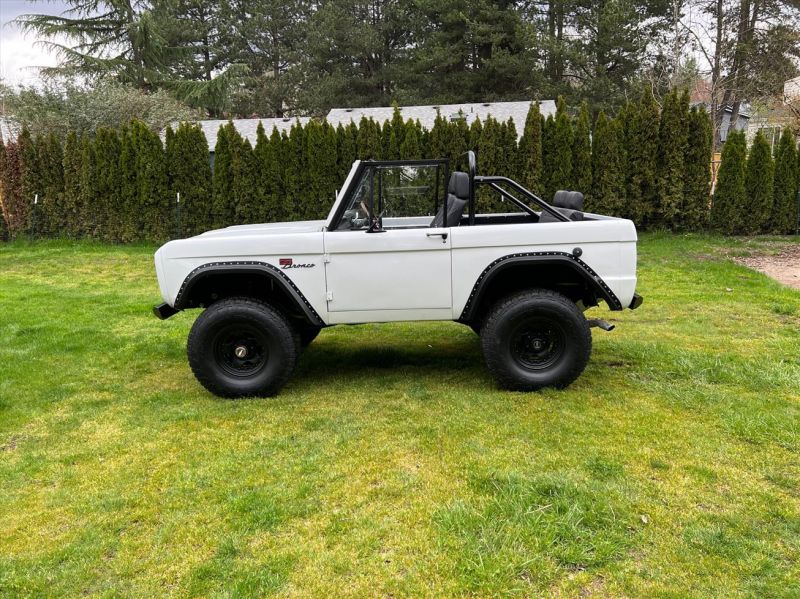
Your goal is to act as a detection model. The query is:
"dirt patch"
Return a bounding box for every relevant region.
[733,244,800,289]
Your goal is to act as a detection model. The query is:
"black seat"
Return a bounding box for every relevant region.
[552,190,584,210]
[430,171,469,227]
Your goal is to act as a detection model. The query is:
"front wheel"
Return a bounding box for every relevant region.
[187,297,298,398]
[480,289,591,391]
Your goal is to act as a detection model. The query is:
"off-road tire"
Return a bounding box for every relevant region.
[187,297,298,398]
[480,289,591,391]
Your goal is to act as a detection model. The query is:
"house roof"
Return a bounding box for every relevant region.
[193,117,313,150]
[187,100,554,150]
[326,101,554,140]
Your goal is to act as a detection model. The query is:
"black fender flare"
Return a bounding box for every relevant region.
[458,251,623,322]
[174,261,325,326]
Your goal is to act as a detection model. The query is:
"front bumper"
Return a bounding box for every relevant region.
[153,303,180,320]
[629,293,644,310]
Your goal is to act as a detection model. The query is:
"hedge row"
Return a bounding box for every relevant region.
[1,91,797,243]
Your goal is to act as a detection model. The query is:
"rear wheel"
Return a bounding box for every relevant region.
[187,297,298,398]
[480,289,591,391]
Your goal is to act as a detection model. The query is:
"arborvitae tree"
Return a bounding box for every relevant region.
[94,127,122,240]
[284,121,307,220]
[743,130,775,235]
[133,120,170,241]
[357,117,382,159]
[263,127,286,222]
[769,127,799,234]
[500,118,519,179]
[683,105,713,230]
[336,122,357,183]
[518,102,543,195]
[546,96,574,199]
[0,139,24,239]
[62,132,82,238]
[710,130,747,234]
[656,89,689,228]
[212,122,235,228]
[388,104,405,152]
[38,132,65,237]
[428,112,449,159]
[169,122,212,236]
[304,120,338,220]
[626,89,660,225]
[117,126,139,241]
[78,135,99,237]
[253,122,270,222]
[449,118,470,171]
[541,114,555,199]
[400,119,422,160]
[476,117,506,213]
[0,138,7,241]
[590,111,626,216]
[232,138,259,224]
[18,126,39,236]
[572,102,592,196]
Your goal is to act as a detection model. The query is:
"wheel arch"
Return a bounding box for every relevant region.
[459,252,622,323]
[174,262,324,326]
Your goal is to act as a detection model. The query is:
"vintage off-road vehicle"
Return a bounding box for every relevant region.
[154,151,642,397]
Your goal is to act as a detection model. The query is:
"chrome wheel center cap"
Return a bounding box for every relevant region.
[234,346,248,359]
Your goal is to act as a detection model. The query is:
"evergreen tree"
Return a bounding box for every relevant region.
[449,117,470,171]
[428,112,449,160]
[304,120,338,220]
[656,89,689,228]
[0,138,7,241]
[476,117,505,213]
[212,122,235,228]
[132,120,171,241]
[94,127,122,239]
[232,137,259,224]
[572,102,592,196]
[39,132,65,237]
[590,111,626,216]
[399,120,422,160]
[627,89,660,224]
[743,130,774,235]
[118,125,139,241]
[264,127,286,222]
[768,127,799,234]
[284,121,308,220]
[546,96,574,199]
[518,102,543,195]
[17,126,39,236]
[356,117,382,160]
[500,118,519,179]
[468,117,483,171]
[62,132,82,238]
[336,123,357,183]
[253,122,271,223]
[169,122,212,236]
[683,105,713,230]
[78,135,99,237]
[710,130,747,234]
[541,114,555,199]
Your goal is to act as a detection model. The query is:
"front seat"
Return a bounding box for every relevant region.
[430,171,469,227]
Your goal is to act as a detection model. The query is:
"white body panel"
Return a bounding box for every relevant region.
[154,162,639,325]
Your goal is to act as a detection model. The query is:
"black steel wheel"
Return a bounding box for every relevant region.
[187,297,298,398]
[480,289,591,391]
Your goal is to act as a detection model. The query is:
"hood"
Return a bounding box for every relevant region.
[197,220,327,238]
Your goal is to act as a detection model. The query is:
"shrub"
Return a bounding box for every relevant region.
[710,130,747,234]
[769,127,799,234]
[743,131,774,235]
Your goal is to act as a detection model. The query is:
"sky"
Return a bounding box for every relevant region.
[0,0,68,86]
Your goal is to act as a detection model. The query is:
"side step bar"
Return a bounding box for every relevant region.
[153,303,180,320]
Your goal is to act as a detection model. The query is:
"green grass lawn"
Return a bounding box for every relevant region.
[1,234,799,598]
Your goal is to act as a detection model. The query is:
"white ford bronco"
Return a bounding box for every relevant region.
[154,152,642,397]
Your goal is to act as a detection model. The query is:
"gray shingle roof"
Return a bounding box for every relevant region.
[194,117,313,150]
[327,101,555,140]
[189,100,555,150]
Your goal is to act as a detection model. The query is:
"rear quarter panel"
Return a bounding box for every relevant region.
[450,218,638,318]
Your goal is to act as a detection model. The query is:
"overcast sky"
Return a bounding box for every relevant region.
[0,0,68,86]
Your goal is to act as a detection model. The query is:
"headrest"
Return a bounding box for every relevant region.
[552,190,584,211]
[448,171,470,200]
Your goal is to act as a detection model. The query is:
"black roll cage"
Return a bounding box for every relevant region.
[328,151,569,231]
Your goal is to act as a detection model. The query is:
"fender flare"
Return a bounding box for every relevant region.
[458,251,622,321]
[174,261,325,326]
